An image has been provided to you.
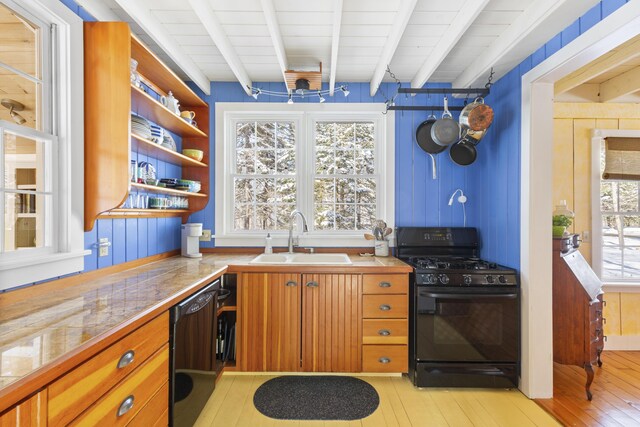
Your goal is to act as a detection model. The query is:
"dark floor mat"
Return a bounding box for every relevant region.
[174,372,194,402]
[253,376,379,420]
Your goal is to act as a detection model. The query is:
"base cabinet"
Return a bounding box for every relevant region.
[237,271,409,373]
[0,391,46,427]
[301,274,362,372]
[237,273,301,372]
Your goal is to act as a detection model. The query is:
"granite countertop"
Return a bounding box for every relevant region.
[0,253,411,408]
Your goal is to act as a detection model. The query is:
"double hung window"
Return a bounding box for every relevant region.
[216,103,394,246]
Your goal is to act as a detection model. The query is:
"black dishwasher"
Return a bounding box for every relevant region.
[170,279,220,427]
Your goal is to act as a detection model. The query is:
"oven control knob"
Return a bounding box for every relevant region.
[422,274,436,284]
[485,275,495,284]
[498,275,507,284]
[463,275,472,285]
[438,274,450,285]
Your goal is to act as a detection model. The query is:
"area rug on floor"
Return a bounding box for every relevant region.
[253,376,379,420]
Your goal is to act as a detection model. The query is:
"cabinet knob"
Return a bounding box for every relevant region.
[379,282,391,288]
[379,357,391,364]
[116,350,135,369]
[306,281,319,288]
[285,281,297,287]
[603,317,606,324]
[117,395,135,417]
[378,329,391,336]
[379,304,391,311]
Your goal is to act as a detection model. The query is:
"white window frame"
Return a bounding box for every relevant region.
[591,128,640,290]
[215,103,394,247]
[0,0,86,290]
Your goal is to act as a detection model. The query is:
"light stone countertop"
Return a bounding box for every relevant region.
[0,253,411,408]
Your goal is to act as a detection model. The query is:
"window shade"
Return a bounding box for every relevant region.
[602,137,640,181]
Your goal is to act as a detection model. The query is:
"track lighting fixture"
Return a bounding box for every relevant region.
[1,99,26,125]
[247,85,349,104]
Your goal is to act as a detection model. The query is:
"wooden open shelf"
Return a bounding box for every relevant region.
[131,85,207,138]
[130,133,207,168]
[131,35,206,108]
[130,182,207,198]
[84,23,210,230]
[98,209,188,219]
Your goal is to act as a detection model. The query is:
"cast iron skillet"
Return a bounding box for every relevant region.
[416,115,446,155]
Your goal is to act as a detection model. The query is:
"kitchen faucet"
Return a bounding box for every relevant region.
[288,210,308,253]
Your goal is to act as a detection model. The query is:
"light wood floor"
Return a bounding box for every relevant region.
[536,351,640,427]
[195,373,560,427]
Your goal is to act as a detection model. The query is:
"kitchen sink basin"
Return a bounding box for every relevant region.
[250,253,352,265]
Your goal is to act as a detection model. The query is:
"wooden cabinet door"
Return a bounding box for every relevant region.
[302,274,362,372]
[0,391,46,427]
[237,272,301,371]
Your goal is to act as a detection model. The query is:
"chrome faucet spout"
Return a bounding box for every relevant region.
[288,210,308,253]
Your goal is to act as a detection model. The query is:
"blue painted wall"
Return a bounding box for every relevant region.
[465,0,629,269]
[190,81,474,249]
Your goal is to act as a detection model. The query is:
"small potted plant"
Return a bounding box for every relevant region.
[552,215,572,237]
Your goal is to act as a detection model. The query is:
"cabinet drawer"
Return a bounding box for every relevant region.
[70,345,169,426]
[48,312,169,426]
[127,381,168,427]
[362,345,408,373]
[363,274,408,295]
[363,319,408,345]
[363,295,408,319]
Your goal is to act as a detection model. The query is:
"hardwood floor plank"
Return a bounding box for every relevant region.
[451,389,501,427]
[428,390,474,426]
[535,351,640,427]
[473,390,539,427]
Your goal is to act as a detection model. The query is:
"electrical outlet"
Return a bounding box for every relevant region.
[583,231,591,243]
[200,229,212,242]
[99,238,110,257]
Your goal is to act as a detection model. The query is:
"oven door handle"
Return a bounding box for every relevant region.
[421,292,518,299]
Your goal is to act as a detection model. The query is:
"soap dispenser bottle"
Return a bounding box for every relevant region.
[265,233,273,254]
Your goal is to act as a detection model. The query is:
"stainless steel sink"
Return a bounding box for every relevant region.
[250,253,352,265]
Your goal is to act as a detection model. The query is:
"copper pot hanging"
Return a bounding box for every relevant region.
[459,97,494,131]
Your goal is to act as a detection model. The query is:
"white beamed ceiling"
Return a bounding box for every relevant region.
[92,0,599,90]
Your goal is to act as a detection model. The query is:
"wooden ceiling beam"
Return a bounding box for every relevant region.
[105,0,211,95]
[329,0,343,96]
[189,0,252,95]
[411,0,489,90]
[369,0,418,97]
[453,0,599,90]
[260,0,289,89]
[555,36,640,95]
[599,65,640,102]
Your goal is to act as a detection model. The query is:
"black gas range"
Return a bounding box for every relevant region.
[397,227,520,389]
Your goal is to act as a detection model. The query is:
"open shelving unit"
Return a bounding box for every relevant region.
[84,22,210,230]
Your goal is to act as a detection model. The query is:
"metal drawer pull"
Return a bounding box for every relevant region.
[117,395,134,417]
[306,281,319,288]
[379,304,391,311]
[603,318,607,324]
[379,357,391,364]
[379,282,392,288]
[285,281,297,287]
[378,329,391,336]
[116,350,135,369]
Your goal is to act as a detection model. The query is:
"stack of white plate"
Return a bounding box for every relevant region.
[131,114,152,140]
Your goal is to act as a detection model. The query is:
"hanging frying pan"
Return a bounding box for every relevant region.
[416,114,444,179]
[431,97,461,146]
[449,129,486,166]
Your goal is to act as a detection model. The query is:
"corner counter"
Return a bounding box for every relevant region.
[0,253,411,413]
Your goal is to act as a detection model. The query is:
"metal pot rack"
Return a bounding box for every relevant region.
[386,87,490,112]
[382,67,494,113]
